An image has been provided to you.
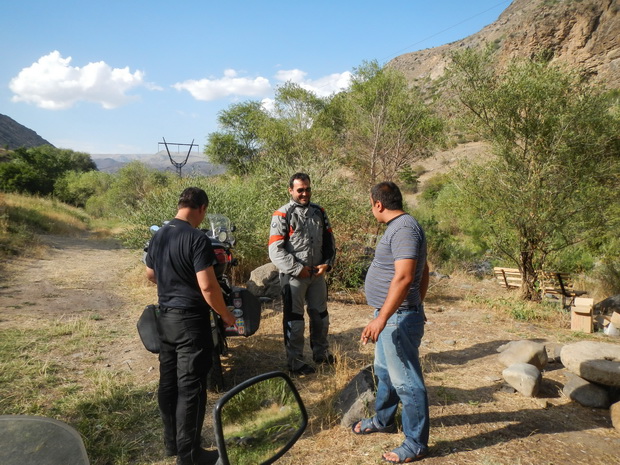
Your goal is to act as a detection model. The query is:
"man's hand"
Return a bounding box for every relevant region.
[297,266,313,279]
[314,264,330,277]
[360,317,387,344]
[220,309,237,327]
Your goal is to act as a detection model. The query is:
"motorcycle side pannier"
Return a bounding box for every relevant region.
[225,287,261,337]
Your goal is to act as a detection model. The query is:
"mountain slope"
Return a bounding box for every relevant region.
[389,0,619,89]
[0,113,54,149]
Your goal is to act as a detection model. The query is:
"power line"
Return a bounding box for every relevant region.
[379,0,512,64]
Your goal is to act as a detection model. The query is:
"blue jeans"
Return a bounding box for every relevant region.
[373,305,429,454]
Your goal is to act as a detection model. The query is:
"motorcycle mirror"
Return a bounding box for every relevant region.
[0,415,90,465]
[213,371,307,465]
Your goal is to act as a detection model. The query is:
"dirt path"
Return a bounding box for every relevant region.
[1,234,619,465]
[0,233,160,382]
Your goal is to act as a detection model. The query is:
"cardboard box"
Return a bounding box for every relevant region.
[571,298,593,333]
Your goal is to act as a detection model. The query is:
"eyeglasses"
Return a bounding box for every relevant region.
[296,187,311,193]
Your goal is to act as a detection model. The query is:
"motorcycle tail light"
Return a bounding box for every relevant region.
[213,247,229,264]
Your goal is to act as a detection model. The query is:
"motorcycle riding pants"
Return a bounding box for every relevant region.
[281,273,330,370]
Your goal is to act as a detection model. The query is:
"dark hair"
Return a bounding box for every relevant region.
[371,181,403,210]
[178,187,209,209]
[289,172,311,188]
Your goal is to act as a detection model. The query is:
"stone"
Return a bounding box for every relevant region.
[562,372,610,409]
[611,401,620,432]
[497,340,548,370]
[560,341,620,388]
[545,343,564,363]
[593,294,620,315]
[246,263,280,300]
[333,365,377,427]
[502,363,541,397]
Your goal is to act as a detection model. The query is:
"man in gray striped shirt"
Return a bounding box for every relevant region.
[352,181,430,463]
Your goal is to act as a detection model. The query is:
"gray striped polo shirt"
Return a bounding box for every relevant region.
[364,213,427,309]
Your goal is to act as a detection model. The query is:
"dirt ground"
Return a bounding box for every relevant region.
[1,233,619,465]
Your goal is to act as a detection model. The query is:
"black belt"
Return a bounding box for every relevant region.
[160,306,205,314]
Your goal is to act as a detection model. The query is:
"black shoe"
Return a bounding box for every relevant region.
[314,354,336,365]
[165,442,177,457]
[290,363,316,375]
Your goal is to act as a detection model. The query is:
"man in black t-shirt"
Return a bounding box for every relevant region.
[145,187,235,465]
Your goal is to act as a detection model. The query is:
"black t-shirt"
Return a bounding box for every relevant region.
[145,218,217,310]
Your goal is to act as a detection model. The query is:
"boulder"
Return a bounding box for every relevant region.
[611,401,620,432]
[334,365,377,427]
[502,363,541,397]
[497,340,548,370]
[246,263,280,300]
[562,372,610,409]
[593,294,620,315]
[560,341,620,388]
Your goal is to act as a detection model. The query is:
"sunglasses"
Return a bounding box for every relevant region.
[295,187,311,193]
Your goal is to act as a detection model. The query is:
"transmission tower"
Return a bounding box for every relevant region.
[158,137,198,178]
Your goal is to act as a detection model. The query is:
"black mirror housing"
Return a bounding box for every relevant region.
[213,371,307,465]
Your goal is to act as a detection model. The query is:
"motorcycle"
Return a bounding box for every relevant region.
[143,213,262,390]
[0,371,307,465]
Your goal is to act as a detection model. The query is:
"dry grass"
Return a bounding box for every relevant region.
[1,232,619,465]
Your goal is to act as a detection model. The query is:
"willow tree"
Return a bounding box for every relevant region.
[448,49,620,300]
[340,60,444,184]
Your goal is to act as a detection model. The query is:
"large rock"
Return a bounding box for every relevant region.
[334,365,377,427]
[611,401,620,432]
[593,294,620,315]
[497,340,548,370]
[562,372,610,409]
[561,341,620,388]
[502,363,541,397]
[246,263,280,300]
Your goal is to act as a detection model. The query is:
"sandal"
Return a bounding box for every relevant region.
[351,417,397,435]
[382,443,428,463]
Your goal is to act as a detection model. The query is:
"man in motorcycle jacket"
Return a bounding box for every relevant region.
[145,187,236,465]
[269,173,336,375]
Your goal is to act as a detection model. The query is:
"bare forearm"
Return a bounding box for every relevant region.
[377,273,413,322]
[201,287,228,316]
[420,262,429,302]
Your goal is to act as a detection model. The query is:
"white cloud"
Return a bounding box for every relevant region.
[173,69,271,101]
[261,97,275,113]
[274,68,352,97]
[9,51,148,110]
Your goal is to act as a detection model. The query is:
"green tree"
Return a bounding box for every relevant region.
[205,83,340,181]
[340,60,444,183]
[205,101,268,175]
[448,49,620,299]
[256,82,339,179]
[54,170,113,208]
[0,146,96,195]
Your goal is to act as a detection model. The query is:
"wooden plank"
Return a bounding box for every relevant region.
[493,267,522,289]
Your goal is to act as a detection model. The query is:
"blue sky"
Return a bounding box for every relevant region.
[2,0,511,155]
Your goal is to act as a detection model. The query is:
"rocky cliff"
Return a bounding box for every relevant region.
[389,0,620,89]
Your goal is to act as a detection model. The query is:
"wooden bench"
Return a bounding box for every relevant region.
[540,271,587,308]
[493,267,522,289]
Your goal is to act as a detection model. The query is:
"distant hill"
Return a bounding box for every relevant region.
[0,113,54,149]
[91,151,226,176]
[389,0,620,90]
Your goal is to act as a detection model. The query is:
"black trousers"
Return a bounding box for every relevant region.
[157,308,212,465]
